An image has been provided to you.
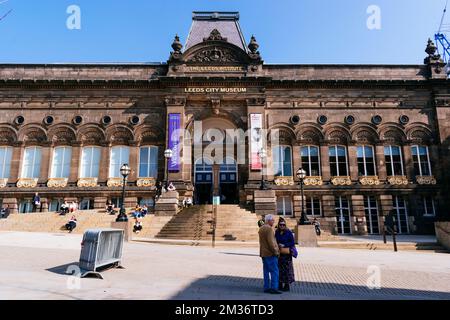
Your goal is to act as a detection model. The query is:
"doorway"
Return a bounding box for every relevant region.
[194,158,213,204]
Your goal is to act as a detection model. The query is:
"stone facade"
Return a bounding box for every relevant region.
[0,12,448,235]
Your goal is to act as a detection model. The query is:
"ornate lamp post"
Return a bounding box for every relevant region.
[296,167,309,225]
[258,148,268,190]
[164,148,173,189]
[116,163,131,222]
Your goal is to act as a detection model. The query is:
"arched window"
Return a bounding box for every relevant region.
[301,146,320,176]
[384,145,404,176]
[0,147,13,179]
[139,146,159,178]
[411,145,432,176]
[109,146,130,178]
[329,145,348,176]
[21,147,42,178]
[80,146,101,178]
[272,145,292,177]
[50,146,72,178]
[357,145,376,176]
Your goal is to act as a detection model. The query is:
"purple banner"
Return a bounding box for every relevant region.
[168,113,181,171]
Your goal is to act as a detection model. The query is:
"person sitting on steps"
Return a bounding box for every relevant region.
[65,215,77,233]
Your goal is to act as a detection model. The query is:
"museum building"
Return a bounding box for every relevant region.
[0,12,449,235]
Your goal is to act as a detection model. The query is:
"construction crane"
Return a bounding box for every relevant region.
[435,0,450,73]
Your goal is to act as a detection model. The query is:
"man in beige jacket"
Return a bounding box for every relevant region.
[258,214,281,294]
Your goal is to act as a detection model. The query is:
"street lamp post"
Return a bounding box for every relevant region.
[296,167,310,225]
[164,149,173,189]
[116,163,131,222]
[258,148,268,190]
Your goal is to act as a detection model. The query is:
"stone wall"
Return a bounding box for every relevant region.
[435,221,450,250]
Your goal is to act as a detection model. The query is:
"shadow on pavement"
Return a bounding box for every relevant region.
[220,252,260,257]
[169,275,450,300]
[46,262,79,276]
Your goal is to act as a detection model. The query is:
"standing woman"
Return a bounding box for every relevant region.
[275,219,296,291]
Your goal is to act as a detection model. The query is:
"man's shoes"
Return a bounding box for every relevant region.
[269,289,282,294]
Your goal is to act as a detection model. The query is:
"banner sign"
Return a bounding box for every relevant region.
[168,113,181,171]
[250,113,263,170]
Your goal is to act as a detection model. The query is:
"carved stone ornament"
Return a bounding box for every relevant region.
[303,176,323,186]
[189,47,240,63]
[359,176,380,186]
[107,178,125,188]
[0,178,8,188]
[274,176,294,186]
[204,29,227,42]
[331,176,352,186]
[77,178,98,188]
[17,178,38,188]
[137,177,156,188]
[416,175,437,185]
[387,176,409,185]
[47,178,68,188]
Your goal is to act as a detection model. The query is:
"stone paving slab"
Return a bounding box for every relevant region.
[0,232,449,300]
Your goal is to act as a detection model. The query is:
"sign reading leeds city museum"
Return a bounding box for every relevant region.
[184,87,248,93]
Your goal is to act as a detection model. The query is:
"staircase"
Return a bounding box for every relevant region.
[156,205,260,242]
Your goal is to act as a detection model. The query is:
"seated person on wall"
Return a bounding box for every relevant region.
[0,205,10,219]
[69,201,78,213]
[131,205,142,218]
[133,218,143,234]
[141,205,148,217]
[167,182,176,192]
[106,202,116,215]
[185,197,193,208]
[60,202,69,215]
[65,216,77,233]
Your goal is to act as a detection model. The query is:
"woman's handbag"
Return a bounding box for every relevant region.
[280,247,291,255]
[290,246,298,258]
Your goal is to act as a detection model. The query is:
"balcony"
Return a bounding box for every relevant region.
[387,176,408,185]
[47,178,68,188]
[16,178,38,188]
[359,176,381,186]
[137,177,156,187]
[331,176,352,186]
[303,176,323,186]
[77,178,98,188]
[416,175,437,185]
[274,176,294,186]
[0,178,7,188]
[107,178,125,188]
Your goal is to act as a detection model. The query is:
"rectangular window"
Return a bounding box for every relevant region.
[139,146,159,178]
[0,146,13,179]
[50,147,72,178]
[364,196,379,234]
[384,145,404,176]
[301,146,321,176]
[335,196,351,234]
[329,145,348,176]
[80,147,101,178]
[109,146,130,178]
[21,147,42,178]
[357,146,376,176]
[411,145,432,176]
[277,196,293,216]
[19,199,33,214]
[392,196,409,234]
[306,197,322,217]
[272,146,292,177]
[418,196,436,217]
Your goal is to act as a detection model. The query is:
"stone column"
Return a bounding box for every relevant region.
[69,143,81,183]
[403,145,414,181]
[292,144,301,176]
[41,197,49,213]
[9,144,23,182]
[351,194,367,235]
[128,142,139,183]
[39,144,51,184]
[322,194,337,234]
[254,190,276,216]
[98,144,110,184]
[375,144,387,181]
[429,145,439,178]
[378,194,393,232]
[319,145,330,182]
[2,198,18,214]
[348,145,358,182]
[94,197,108,210]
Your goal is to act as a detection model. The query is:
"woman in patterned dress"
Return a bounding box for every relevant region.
[275,219,296,291]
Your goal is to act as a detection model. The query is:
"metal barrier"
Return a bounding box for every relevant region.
[79,228,124,278]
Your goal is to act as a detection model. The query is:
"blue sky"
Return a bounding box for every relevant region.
[0,0,448,64]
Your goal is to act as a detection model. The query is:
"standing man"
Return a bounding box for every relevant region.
[32,192,41,212]
[258,214,282,294]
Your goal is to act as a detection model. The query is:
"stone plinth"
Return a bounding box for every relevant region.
[254,190,276,215]
[94,197,108,210]
[155,191,179,216]
[111,221,131,242]
[435,222,450,250]
[2,198,18,214]
[295,225,318,247]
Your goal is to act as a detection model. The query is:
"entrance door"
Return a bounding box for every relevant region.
[194,158,213,204]
[219,158,238,204]
[335,196,351,234]
[364,196,380,234]
[393,196,409,234]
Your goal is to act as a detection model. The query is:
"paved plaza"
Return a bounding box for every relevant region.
[0,231,449,300]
